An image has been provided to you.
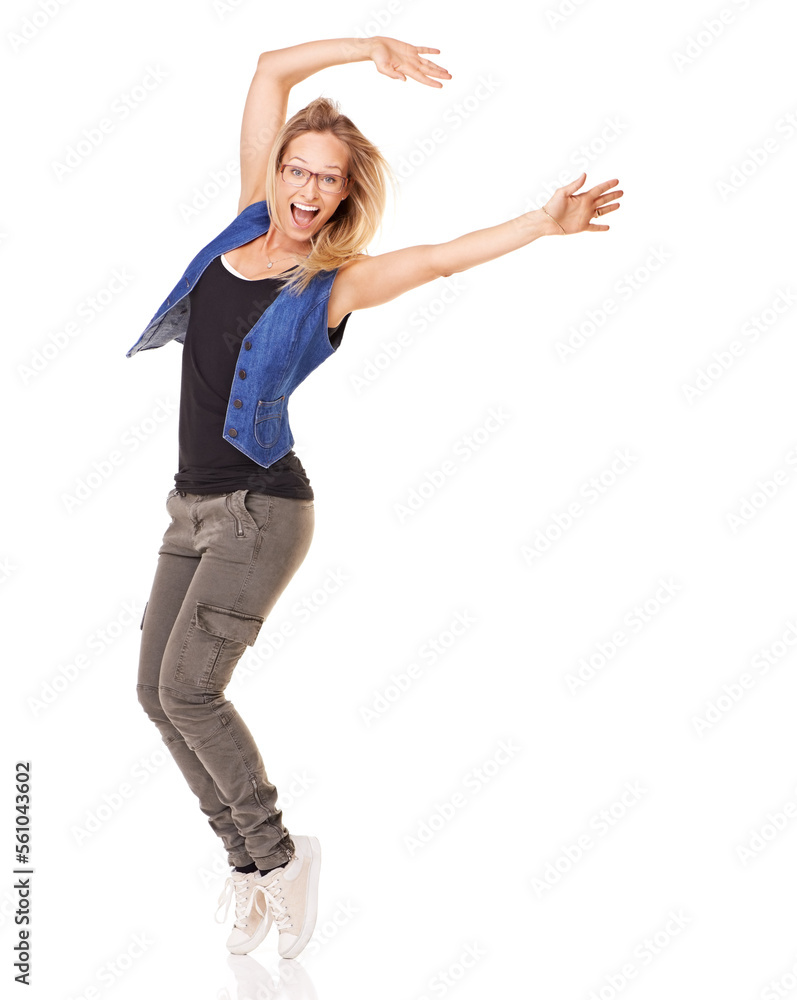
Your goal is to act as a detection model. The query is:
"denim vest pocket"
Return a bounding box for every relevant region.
[254,396,284,448]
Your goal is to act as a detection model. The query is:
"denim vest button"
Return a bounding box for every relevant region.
[244,341,252,350]
[228,428,238,437]
[238,369,246,379]
[233,399,243,409]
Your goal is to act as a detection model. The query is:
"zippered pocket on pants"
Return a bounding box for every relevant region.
[225,494,245,537]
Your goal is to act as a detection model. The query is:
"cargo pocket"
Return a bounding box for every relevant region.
[175,602,265,691]
[254,397,284,448]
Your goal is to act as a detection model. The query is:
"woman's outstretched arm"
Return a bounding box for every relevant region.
[238,37,451,213]
[328,173,624,324]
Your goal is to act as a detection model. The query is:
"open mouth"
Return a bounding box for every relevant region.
[290,202,320,228]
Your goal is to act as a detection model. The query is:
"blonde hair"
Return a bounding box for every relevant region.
[264,96,394,295]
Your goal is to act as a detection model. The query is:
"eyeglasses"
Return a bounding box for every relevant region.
[279,163,348,194]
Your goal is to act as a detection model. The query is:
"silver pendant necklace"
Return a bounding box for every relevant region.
[265,254,297,269]
[263,234,309,270]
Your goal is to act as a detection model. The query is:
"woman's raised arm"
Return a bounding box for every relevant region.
[238,37,450,214]
[328,174,624,325]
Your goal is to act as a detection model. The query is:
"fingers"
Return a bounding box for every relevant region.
[376,64,407,81]
[378,62,437,86]
[403,54,451,87]
[598,192,622,213]
[376,42,451,87]
[566,176,621,201]
[562,173,587,195]
[392,67,449,87]
[586,178,621,198]
[418,57,451,78]
[587,197,620,233]
[593,192,623,215]
[403,67,447,87]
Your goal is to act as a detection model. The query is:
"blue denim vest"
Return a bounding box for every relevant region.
[125,200,343,469]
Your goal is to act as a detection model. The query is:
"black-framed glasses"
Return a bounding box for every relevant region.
[279,163,348,194]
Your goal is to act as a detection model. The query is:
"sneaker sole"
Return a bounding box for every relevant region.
[280,835,321,960]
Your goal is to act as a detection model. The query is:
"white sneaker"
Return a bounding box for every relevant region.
[255,836,321,959]
[216,869,273,955]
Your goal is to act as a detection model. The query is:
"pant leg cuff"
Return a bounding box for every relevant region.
[228,852,255,868]
[253,851,293,870]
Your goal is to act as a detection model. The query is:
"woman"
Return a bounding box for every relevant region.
[130,35,622,960]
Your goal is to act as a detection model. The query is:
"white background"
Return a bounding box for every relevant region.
[4,0,797,997]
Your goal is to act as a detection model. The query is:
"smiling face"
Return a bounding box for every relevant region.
[273,131,351,243]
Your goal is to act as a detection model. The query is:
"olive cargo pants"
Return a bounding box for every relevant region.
[136,487,314,869]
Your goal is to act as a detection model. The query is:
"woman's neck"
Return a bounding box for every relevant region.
[262,227,308,260]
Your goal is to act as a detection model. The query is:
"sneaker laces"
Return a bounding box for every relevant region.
[255,873,291,932]
[215,874,267,926]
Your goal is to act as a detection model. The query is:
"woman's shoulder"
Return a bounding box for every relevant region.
[335,252,370,275]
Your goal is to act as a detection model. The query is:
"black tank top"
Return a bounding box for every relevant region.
[174,254,348,498]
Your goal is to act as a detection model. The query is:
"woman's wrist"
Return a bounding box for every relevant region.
[518,208,563,240]
[538,206,566,236]
[337,36,379,65]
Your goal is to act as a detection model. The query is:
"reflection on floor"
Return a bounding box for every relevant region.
[223,953,318,1000]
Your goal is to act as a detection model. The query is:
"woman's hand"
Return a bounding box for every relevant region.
[369,36,451,87]
[543,174,623,234]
